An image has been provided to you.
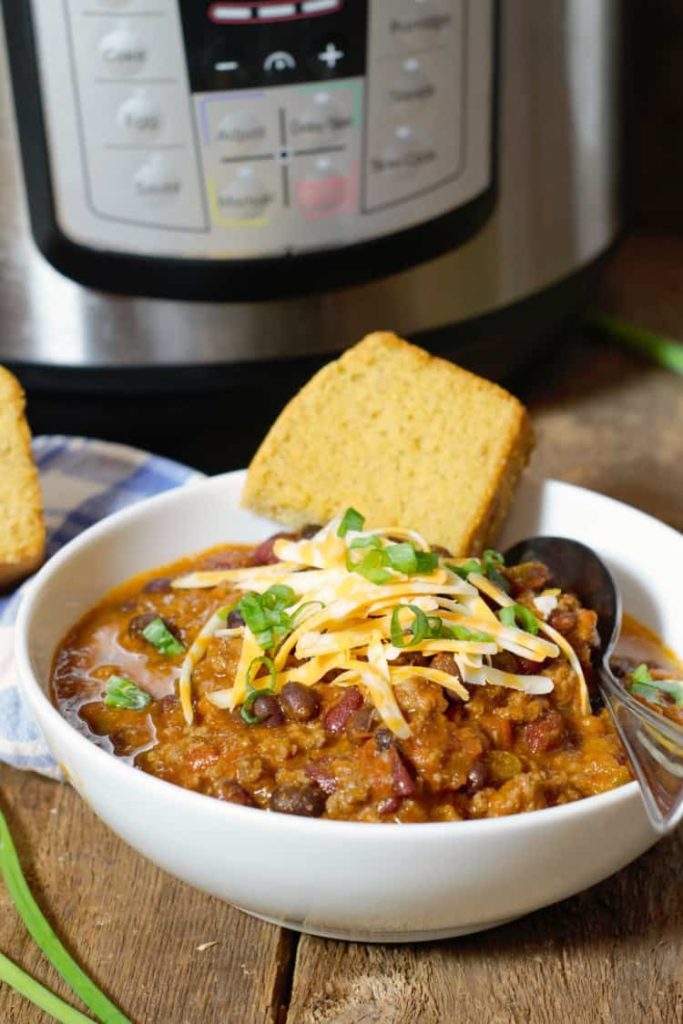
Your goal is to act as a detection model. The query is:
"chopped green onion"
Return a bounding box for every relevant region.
[338,507,365,537]
[0,808,131,1023]
[246,655,277,691]
[241,656,278,724]
[446,624,495,643]
[348,535,383,551]
[415,550,439,574]
[141,616,185,657]
[347,547,393,585]
[385,542,418,574]
[427,615,444,638]
[290,600,326,627]
[499,604,539,635]
[446,559,482,580]
[238,593,269,635]
[652,680,683,706]
[261,584,296,611]
[629,665,683,708]
[237,588,298,650]
[483,549,511,593]
[103,675,151,711]
[390,604,429,648]
[632,663,653,685]
[241,687,277,724]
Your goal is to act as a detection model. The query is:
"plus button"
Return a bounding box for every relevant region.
[318,41,345,69]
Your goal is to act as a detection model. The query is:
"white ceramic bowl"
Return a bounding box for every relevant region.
[16,472,681,942]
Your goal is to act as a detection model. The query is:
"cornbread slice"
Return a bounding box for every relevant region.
[243,332,533,555]
[0,367,45,586]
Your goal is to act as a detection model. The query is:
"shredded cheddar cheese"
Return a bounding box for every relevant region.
[175,515,590,730]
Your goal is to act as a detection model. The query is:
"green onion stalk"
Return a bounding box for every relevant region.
[0,806,131,1023]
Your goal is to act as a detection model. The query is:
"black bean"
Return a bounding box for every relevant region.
[142,577,173,594]
[251,695,284,728]
[227,609,245,629]
[374,727,395,752]
[431,544,452,558]
[465,761,488,794]
[128,612,158,638]
[300,524,322,539]
[270,783,325,818]
[215,780,256,807]
[280,682,320,722]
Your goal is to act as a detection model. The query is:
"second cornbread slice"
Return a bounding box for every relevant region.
[243,332,533,555]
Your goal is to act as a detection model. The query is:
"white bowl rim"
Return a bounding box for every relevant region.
[17,469,679,841]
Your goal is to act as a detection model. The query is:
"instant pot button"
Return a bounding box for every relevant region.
[390,1,454,50]
[296,157,351,215]
[117,92,163,141]
[389,58,435,105]
[215,110,267,148]
[309,35,349,78]
[99,27,147,77]
[133,155,181,201]
[218,167,275,219]
[371,126,436,180]
[289,92,351,143]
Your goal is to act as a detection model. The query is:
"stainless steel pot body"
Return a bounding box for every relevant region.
[0,0,620,371]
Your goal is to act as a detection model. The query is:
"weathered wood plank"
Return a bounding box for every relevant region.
[0,765,294,1024]
[287,805,683,1024]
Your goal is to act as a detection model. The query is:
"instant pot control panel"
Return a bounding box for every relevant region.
[22,0,494,263]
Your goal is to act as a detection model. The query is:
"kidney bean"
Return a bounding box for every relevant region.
[142,576,173,594]
[270,783,325,818]
[378,796,401,815]
[522,710,566,754]
[374,727,395,752]
[390,748,416,797]
[323,686,363,734]
[305,760,337,795]
[251,694,284,728]
[227,609,245,629]
[280,682,320,722]
[251,532,297,566]
[204,548,255,570]
[215,780,256,807]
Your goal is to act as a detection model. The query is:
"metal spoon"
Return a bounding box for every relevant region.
[504,536,683,834]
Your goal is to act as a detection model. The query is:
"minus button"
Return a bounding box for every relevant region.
[215,60,240,71]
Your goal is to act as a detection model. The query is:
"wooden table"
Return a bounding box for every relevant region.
[2,236,683,1024]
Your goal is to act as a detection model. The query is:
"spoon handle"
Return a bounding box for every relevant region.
[598,665,683,833]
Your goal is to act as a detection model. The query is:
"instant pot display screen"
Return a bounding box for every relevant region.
[181,2,368,92]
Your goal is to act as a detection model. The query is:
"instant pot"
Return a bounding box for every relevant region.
[0,0,621,467]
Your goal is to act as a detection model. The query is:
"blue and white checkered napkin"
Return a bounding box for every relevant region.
[0,435,204,780]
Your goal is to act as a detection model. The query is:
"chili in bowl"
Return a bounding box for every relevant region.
[15,471,682,941]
